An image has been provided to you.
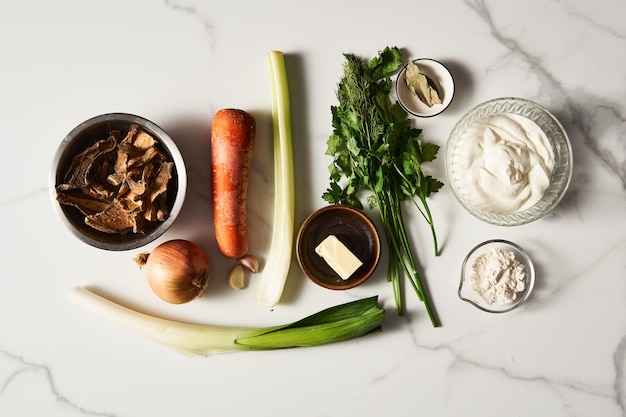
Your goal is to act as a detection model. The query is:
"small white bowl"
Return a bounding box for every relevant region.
[459,239,535,313]
[395,58,455,117]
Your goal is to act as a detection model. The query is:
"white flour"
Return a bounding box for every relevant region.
[470,247,526,304]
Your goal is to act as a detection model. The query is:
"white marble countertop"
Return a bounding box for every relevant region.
[1,1,625,416]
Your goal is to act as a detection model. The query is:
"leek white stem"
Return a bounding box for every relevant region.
[254,50,295,309]
[68,286,385,357]
[68,286,257,356]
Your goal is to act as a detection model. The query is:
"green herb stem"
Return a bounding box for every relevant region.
[323,47,443,327]
[377,190,438,326]
[417,195,440,257]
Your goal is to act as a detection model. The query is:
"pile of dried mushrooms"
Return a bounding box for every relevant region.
[56,124,174,234]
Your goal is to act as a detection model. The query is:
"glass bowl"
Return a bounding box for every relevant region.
[50,113,187,251]
[445,97,573,226]
[395,58,455,118]
[459,239,535,313]
[296,205,380,290]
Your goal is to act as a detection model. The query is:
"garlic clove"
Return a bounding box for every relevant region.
[238,254,260,274]
[228,264,246,290]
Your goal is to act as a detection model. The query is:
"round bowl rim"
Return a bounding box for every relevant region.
[445,96,573,226]
[395,57,455,118]
[296,204,381,290]
[458,239,536,313]
[49,112,187,251]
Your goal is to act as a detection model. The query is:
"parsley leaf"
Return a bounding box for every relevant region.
[323,47,444,326]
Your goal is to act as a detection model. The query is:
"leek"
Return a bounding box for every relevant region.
[254,50,295,309]
[68,286,385,356]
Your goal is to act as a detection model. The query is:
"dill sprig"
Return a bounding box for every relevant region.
[323,46,443,326]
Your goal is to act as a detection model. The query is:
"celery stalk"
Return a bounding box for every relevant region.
[68,286,384,356]
[254,50,295,309]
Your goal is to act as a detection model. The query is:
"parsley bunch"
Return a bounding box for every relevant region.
[323,47,443,326]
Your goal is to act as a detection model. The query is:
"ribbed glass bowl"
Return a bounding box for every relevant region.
[445,97,573,226]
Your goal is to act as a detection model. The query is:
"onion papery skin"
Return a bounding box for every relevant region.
[139,239,211,304]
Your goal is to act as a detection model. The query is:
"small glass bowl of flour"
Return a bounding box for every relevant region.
[459,239,535,313]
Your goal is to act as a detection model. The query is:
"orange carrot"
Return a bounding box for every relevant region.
[211,108,256,258]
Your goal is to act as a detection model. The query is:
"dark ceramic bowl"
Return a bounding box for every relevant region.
[296,205,380,290]
[49,113,187,251]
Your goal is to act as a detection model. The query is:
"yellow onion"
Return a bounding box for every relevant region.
[134,239,210,304]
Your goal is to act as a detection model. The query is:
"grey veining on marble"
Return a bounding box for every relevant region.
[467,0,626,187]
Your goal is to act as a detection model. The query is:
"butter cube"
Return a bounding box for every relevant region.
[315,235,363,280]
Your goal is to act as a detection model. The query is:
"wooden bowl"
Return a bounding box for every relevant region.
[296,205,380,290]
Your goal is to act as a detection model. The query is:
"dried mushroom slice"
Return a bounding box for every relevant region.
[143,162,173,222]
[56,124,175,235]
[85,198,145,234]
[83,183,117,202]
[106,172,125,187]
[56,132,118,191]
[56,191,111,216]
[126,175,148,196]
[145,192,170,222]
[115,124,160,173]
[132,128,157,151]
[146,162,173,203]
[113,124,138,173]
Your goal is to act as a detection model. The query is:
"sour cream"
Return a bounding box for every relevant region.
[459,113,555,214]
